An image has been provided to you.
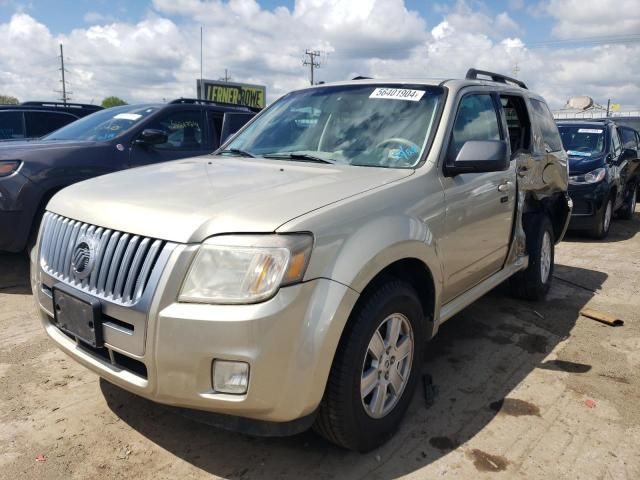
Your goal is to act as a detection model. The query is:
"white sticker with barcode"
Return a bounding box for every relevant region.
[369,88,425,102]
[577,128,603,134]
[113,113,142,121]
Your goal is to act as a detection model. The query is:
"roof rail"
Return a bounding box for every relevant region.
[465,68,527,90]
[20,101,102,109]
[168,97,261,112]
[352,76,372,80]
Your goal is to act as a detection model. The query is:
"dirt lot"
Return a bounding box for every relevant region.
[1,213,639,480]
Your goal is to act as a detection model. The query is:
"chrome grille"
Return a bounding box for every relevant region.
[39,212,167,305]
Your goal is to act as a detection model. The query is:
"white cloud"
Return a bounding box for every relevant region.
[543,0,640,37]
[83,12,117,24]
[0,1,638,110]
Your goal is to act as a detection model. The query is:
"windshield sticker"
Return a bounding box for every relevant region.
[567,150,592,157]
[390,143,420,161]
[370,88,425,102]
[577,128,603,134]
[113,113,142,121]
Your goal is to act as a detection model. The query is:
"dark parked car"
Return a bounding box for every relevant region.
[0,101,102,141]
[608,116,640,133]
[0,98,257,252]
[557,120,639,238]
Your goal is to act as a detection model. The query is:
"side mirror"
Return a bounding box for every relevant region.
[135,129,168,146]
[444,140,509,176]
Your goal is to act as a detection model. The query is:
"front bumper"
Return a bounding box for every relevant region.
[567,181,609,230]
[34,243,358,428]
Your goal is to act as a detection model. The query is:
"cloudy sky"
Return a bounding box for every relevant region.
[0,0,638,109]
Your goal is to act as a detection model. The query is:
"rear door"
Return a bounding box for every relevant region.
[128,108,210,167]
[440,91,517,302]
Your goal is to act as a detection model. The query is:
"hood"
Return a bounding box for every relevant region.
[0,139,96,160]
[48,156,414,244]
[567,152,605,175]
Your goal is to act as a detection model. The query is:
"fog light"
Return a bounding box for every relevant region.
[213,360,249,394]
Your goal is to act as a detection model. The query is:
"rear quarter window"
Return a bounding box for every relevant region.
[530,99,563,152]
[0,111,25,139]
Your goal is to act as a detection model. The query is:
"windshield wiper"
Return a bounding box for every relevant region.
[262,152,335,164]
[218,148,256,158]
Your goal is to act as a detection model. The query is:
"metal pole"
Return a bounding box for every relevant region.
[606,99,610,117]
[60,44,67,105]
[199,27,203,99]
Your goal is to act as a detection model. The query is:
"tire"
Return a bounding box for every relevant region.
[618,184,637,220]
[589,196,613,239]
[510,214,554,301]
[313,279,425,452]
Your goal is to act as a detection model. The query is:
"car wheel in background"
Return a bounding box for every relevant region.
[510,213,555,301]
[618,184,637,221]
[590,196,613,239]
[314,279,425,452]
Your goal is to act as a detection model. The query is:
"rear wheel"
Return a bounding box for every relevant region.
[618,184,637,220]
[314,279,425,452]
[590,196,613,239]
[510,214,554,301]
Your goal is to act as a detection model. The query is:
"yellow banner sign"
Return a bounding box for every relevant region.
[198,80,266,109]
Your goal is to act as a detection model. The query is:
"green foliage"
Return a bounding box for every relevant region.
[0,94,19,105]
[101,96,128,108]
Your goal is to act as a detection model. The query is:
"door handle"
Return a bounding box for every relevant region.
[498,182,510,192]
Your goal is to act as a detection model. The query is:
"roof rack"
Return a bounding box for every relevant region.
[352,76,373,80]
[168,97,261,112]
[465,68,527,90]
[20,101,102,110]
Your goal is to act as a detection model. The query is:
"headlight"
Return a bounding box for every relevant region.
[0,160,21,177]
[569,167,606,185]
[179,234,313,304]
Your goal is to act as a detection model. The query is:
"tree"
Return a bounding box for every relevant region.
[101,96,128,108]
[0,94,19,105]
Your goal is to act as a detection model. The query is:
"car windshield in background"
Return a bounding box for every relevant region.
[558,125,605,157]
[44,105,159,141]
[223,84,444,168]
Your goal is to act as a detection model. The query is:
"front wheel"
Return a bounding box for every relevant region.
[314,280,425,452]
[510,214,554,301]
[618,184,637,220]
[590,196,613,239]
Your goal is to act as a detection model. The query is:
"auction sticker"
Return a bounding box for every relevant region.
[578,128,603,134]
[370,88,425,102]
[114,113,142,121]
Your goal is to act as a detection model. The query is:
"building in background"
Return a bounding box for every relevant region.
[553,96,640,130]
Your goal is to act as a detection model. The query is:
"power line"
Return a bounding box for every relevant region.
[303,49,321,85]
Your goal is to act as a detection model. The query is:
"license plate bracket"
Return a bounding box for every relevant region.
[52,283,103,348]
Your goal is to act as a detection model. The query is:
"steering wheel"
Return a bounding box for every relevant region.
[375,137,416,150]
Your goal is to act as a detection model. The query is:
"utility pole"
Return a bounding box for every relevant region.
[606,98,611,116]
[512,62,520,78]
[199,26,203,99]
[219,69,232,82]
[303,49,321,85]
[58,43,71,104]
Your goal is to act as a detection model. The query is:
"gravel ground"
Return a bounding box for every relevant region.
[1,210,639,480]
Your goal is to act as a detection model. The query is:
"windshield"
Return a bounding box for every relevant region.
[558,125,605,157]
[44,105,159,141]
[223,84,444,168]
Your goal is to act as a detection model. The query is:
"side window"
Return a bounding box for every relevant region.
[207,112,223,148]
[450,94,500,159]
[636,132,640,149]
[611,127,622,155]
[25,112,76,137]
[529,99,562,152]
[145,110,204,150]
[0,111,25,139]
[619,127,636,149]
[500,95,531,156]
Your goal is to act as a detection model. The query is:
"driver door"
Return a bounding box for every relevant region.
[129,109,209,167]
[440,92,516,303]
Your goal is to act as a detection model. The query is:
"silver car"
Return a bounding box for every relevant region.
[32,69,571,452]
